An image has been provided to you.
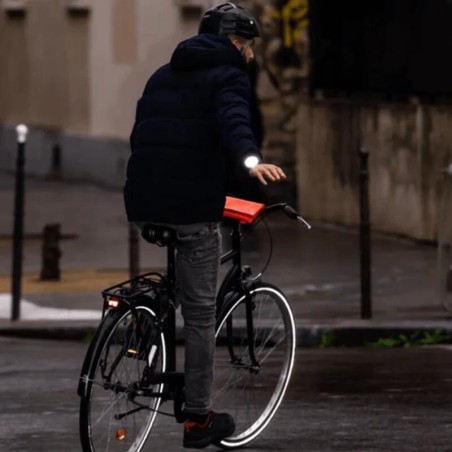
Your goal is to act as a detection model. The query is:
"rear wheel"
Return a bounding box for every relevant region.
[213,284,296,449]
[79,305,166,452]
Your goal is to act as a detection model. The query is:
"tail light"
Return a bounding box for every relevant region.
[107,297,120,309]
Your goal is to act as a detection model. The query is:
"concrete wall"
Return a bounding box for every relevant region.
[89,0,202,139]
[0,123,129,186]
[0,0,200,138]
[0,1,90,132]
[296,100,452,241]
[0,0,201,182]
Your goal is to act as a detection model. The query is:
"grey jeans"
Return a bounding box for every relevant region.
[137,222,221,415]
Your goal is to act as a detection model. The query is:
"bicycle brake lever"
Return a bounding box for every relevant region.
[297,215,312,230]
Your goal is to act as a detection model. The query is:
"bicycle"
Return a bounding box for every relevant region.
[77,196,311,451]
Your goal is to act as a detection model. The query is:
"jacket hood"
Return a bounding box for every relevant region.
[170,34,246,71]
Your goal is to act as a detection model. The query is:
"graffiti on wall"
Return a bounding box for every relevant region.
[250,0,309,94]
[271,0,309,68]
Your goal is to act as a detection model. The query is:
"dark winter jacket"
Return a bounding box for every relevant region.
[124,33,261,224]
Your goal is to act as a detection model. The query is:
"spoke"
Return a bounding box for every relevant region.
[256,335,287,366]
[214,368,246,400]
[254,309,284,351]
[91,390,129,430]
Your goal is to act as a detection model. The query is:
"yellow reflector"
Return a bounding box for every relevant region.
[127,348,138,355]
[116,428,127,441]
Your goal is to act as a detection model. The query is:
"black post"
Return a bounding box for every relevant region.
[49,144,62,180]
[11,124,28,321]
[40,223,62,281]
[359,147,372,319]
[129,223,140,279]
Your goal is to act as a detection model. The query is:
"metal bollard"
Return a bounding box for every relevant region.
[40,224,62,281]
[11,124,28,321]
[439,164,452,312]
[48,144,62,180]
[359,147,372,319]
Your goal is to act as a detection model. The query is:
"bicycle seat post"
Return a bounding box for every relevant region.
[165,242,177,372]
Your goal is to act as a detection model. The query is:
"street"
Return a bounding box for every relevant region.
[1,337,451,451]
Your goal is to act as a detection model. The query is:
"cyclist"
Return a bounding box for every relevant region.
[124,2,286,448]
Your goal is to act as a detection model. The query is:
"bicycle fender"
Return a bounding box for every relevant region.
[77,311,120,398]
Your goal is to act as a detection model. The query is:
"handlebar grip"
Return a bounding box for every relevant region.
[282,204,312,229]
[282,204,299,219]
[261,202,312,229]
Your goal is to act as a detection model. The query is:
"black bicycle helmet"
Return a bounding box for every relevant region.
[199,2,260,40]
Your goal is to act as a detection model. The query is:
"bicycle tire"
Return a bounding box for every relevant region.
[79,305,166,452]
[213,283,296,449]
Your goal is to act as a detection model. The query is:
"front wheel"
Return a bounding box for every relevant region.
[79,305,166,452]
[213,283,296,449]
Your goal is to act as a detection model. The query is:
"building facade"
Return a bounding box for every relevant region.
[0,0,205,183]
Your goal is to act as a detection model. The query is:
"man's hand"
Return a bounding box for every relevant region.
[249,163,287,186]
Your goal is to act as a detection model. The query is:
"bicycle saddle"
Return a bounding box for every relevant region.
[141,224,177,247]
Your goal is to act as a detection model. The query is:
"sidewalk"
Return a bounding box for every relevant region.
[1,172,451,345]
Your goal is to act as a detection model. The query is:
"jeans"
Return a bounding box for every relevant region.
[137,221,221,415]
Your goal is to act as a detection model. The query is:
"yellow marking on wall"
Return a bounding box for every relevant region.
[272,0,309,51]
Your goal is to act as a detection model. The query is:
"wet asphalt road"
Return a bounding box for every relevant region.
[1,337,451,452]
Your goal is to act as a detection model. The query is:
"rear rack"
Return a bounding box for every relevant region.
[102,272,166,300]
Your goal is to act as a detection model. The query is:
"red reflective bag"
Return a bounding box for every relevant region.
[223,196,265,224]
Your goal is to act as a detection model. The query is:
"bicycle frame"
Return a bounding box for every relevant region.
[217,220,261,370]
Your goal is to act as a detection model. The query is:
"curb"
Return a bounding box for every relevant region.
[295,321,452,346]
[2,320,452,346]
[0,321,100,341]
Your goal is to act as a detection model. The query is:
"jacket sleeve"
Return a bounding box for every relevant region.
[214,67,262,168]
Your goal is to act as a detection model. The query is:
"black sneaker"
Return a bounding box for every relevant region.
[183,411,235,449]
